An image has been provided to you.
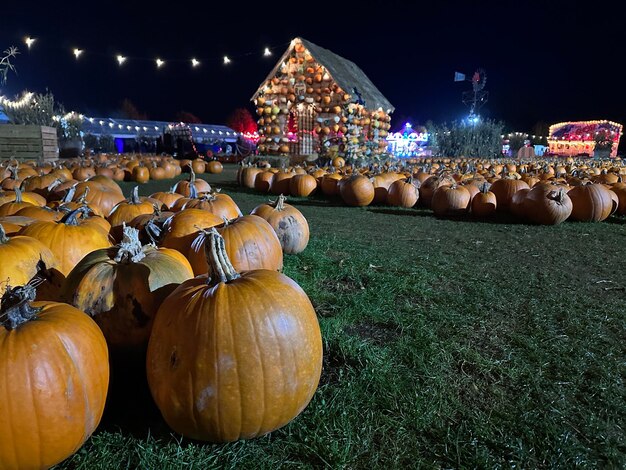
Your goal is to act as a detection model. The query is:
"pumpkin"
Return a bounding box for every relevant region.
[0,224,58,306]
[321,173,342,197]
[73,180,125,217]
[254,171,275,193]
[387,177,420,208]
[15,205,64,222]
[160,208,223,254]
[188,215,283,275]
[611,182,626,215]
[471,183,497,217]
[0,283,109,470]
[19,207,112,278]
[269,170,294,195]
[250,195,310,254]
[370,174,394,204]
[240,166,263,189]
[431,184,471,217]
[332,156,345,168]
[146,229,322,442]
[182,191,243,220]
[0,188,35,216]
[173,167,212,196]
[132,165,150,183]
[510,188,532,218]
[61,225,194,350]
[525,186,573,225]
[108,186,156,228]
[289,174,317,197]
[339,174,375,206]
[207,161,223,174]
[150,186,184,210]
[490,178,530,211]
[568,184,615,222]
[419,174,455,208]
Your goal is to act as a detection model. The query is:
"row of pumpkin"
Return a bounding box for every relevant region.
[237,162,626,225]
[0,172,320,470]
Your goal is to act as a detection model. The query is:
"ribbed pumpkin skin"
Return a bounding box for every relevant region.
[146,272,323,442]
[525,186,573,225]
[289,174,317,197]
[568,184,614,222]
[0,232,58,305]
[187,215,283,275]
[251,202,310,254]
[269,171,294,195]
[432,185,471,216]
[73,181,125,217]
[0,302,109,470]
[61,246,194,349]
[612,183,626,215]
[340,175,375,206]
[160,209,223,254]
[490,179,530,211]
[471,191,497,217]
[108,200,155,228]
[321,174,342,196]
[241,167,263,189]
[254,171,274,193]
[387,179,419,208]
[19,220,112,277]
[182,194,242,220]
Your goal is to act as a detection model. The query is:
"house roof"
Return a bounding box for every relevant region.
[81,117,239,142]
[252,37,394,113]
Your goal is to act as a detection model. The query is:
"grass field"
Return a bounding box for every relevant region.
[58,165,626,469]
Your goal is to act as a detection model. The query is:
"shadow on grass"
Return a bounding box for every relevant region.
[367,207,525,225]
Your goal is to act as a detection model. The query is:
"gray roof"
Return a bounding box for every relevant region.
[252,37,394,113]
[82,117,239,142]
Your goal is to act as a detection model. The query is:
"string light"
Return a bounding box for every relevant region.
[191,58,200,67]
[24,37,36,49]
[156,58,165,68]
[73,48,83,59]
[116,55,127,65]
[264,47,272,57]
[0,92,34,109]
[223,56,231,65]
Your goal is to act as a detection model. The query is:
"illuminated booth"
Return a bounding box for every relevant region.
[386,122,430,158]
[548,120,622,158]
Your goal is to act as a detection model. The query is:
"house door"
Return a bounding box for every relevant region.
[296,104,315,155]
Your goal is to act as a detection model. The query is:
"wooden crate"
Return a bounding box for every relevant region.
[0,125,59,162]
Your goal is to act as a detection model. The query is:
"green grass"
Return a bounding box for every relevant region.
[57,165,626,469]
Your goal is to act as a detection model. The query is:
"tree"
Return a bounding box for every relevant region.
[120,98,148,120]
[0,46,18,85]
[3,91,63,126]
[226,108,257,134]
[430,119,504,158]
[175,111,202,124]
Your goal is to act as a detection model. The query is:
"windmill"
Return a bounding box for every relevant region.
[454,68,488,122]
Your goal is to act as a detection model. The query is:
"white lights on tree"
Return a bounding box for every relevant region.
[264,47,272,57]
[24,37,36,49]
[223,56,231,65]
[116,55,126,65]
[73,48,83,59]
[191,58,200,67]
[156,58,165,68]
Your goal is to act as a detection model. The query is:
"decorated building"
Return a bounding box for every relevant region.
[251,37,394,160]
[386,122,430,157]
[548,120,622,158]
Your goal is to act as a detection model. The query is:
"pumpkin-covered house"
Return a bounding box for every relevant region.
[251,37,394,160]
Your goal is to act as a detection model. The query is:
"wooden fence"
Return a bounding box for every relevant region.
[0,125,58,162]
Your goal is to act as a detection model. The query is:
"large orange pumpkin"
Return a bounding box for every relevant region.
[490,178,530,211]
[250,195,310,254]
[0,284,109,470]
[108,186,156,228]
[525,185,573,225]
[568,183,615,222]
[387,177,420,208]
[182,191,242,220]
[432,184,471,217]
[146,229,322,442]
[61,226,194,350]
[160,208,223,254]
[339,174,375,206]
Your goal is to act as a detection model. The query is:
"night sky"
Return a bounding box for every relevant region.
[1,0,624,136]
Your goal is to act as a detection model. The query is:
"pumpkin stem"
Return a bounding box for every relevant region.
[130,186,141,204]
[60,206,89,226]
[205,228,240,285]
[0,223,8,244]
[77,186,90,204]
[47,178,62,192]
[13,187,22,203]
[188,164,196,184]
[114,224,146,263]
[61,185,77,203]
[0,283,42,331]
[189,182,198,199]
[145,219,162,245]
[548,188,566,204]
[272,194,287,211]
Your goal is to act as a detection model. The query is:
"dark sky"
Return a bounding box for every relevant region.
[1,0,624,134]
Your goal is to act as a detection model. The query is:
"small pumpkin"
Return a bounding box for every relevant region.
[471,182,497,217]
[108,186,156,229]
[251,195,310,254]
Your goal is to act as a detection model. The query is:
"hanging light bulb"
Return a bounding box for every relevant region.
[73,48,83,59]
[116,55,127,65]
[191,58,200,67]
[25,37,36,49]
[264,47,272,57]
[156,58,165,68]
[223,56,231,65]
